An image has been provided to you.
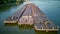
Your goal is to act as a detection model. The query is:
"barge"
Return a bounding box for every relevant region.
[4,5,27,23]
[31,4,59,32]
[18,4,33,25]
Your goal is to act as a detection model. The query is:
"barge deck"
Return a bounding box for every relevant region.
[18,4,33,25]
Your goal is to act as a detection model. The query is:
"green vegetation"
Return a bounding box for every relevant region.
[0,0,24,5]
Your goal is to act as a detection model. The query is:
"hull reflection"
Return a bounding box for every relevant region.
[19,25,33,30]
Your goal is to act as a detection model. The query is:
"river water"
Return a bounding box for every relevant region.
[0,0,60,34]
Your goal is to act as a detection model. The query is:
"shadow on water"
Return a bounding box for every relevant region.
[19,25,33,30]
[35,31,58,34]
[4,23,18,26]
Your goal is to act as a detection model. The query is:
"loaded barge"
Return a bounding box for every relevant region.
[31,4,59,32]
[18,4,33,25]
[4,4,27,23]
[3,3,59,32]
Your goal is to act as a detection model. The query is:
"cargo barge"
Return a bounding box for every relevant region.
[31,4,59,32]
[18,4,33,25]
[3,3,59,32]
[4,5,27,23]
